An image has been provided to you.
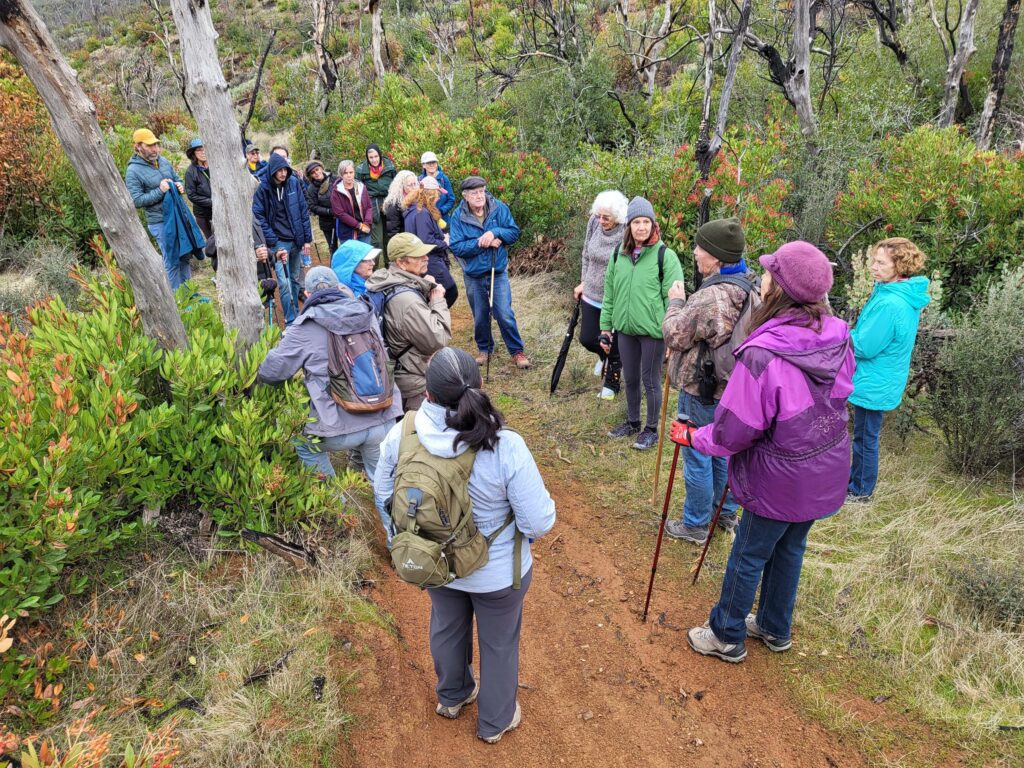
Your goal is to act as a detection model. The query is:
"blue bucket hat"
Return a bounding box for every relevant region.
[186,138,204,159]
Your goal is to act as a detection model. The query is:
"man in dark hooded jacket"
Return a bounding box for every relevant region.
[252,153,312,324]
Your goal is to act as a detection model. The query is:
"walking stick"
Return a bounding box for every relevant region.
[641,439,683,622]
[691,484,731,585]
[649,362,673,502]
[485,248,496,384]
[312,240,323,266]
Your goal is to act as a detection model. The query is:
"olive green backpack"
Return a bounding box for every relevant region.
[389,412,521,589]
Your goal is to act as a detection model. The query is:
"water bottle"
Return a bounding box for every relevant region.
[302,252,312,269]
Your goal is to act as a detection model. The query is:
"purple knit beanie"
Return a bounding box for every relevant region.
[758,241,833,304]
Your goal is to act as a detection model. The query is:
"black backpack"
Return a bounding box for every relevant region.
[693,273,762,404]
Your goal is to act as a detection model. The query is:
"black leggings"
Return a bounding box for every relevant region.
[579,301,621,391]
[617,332,665,430]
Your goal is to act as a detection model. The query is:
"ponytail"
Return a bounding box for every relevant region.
[424,347,505,452]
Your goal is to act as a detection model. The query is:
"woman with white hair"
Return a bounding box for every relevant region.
[382,170,419,265]
[574,190,628,400]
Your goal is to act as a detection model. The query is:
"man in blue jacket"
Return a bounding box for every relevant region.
[124,128,187,288]
[252,153,313,324]
[448,176,531,369]
[418,151,456,220]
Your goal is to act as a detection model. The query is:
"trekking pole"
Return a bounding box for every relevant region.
[485,248,496,384]
[641,438,683,622]
[312,240,323,266]
[649,361,673,503]
[691,484,730,585]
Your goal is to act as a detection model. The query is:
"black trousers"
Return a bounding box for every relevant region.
[579,301,621,392]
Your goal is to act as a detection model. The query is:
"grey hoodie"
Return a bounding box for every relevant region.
[257,292,402,436]
[373,401,557,591]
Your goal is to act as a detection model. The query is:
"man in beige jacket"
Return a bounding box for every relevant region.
[365,233,453,410]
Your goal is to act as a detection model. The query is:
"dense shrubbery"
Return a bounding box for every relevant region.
[831,126,1024,312]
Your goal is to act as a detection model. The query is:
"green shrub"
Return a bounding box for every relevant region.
[831,126,1024,312]
[948,558,1024,630]
[928,265,1024,474]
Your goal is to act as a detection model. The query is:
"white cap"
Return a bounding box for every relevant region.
[420,151,439,165]
[361,248,382,263]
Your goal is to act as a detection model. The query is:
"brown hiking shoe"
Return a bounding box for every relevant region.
[512,352,531,369]
[475,351,488,365]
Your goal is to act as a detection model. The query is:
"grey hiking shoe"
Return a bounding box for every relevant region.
[687,625,747,663]
[608,421,640,439]
[717,513,739,534]
[436,679,480,719]
[479,701,521,744]
[745,614,792,652]
[632,428,658,450]
[664,520,708,544]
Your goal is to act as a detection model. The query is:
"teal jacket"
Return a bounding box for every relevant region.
[850,276,930,411]
[125,153,182,225]
[600,241,684,339]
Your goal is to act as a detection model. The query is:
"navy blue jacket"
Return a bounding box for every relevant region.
[418,166,456,218]
[448,195,520,277]
[403,206,447,255]
[252,154,313,249]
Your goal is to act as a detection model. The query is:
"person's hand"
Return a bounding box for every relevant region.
[668,280,687,301]
[423,274,437,284]
[276,248,288,263]
[175,182,185,195]
[359,223,370,233]
[255,245,269,262]
[669,418,698,447]
[478,231,494,248]
[159,179,171,192]
[599,331,612,353]
[302,243,311,257]
[573,283,584,300]
[429,284,445,302]
[491,238,503,248]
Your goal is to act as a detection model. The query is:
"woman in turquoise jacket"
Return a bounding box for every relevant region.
[848,237,930,499]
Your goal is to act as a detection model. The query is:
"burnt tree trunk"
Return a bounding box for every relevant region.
[168,0,264,352]
[0,0,187,351]
[976,0,1021,149]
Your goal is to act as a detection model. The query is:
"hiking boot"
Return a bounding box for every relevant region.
[607,421,640,439]
[717,513,739,534]
[845,492,871,504]
[436,680,480,719]
[687,625,747,663]
[479,701,521,744]
[745,614,792,652]
[512,352,532,369]
[665,520,708,544]
[593,359,604,377]
[475,351,489,366]
[597,387,616,401]
[632,428,658,451]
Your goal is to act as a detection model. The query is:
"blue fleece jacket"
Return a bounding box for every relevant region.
[125,153,182,225]
[850,276,931,411]
[161,187,206,261]
[252,154,313,249]
[418,166,456,218]
[448,195,521,278]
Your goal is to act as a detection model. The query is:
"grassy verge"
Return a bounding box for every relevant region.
[482,272,1024,767]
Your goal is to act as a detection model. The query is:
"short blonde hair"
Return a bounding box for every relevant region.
[873,237,927,277]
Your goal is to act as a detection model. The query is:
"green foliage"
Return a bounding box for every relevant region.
[948,558,1024,630]
[928,265,1024,474]
[831,126,1024,312]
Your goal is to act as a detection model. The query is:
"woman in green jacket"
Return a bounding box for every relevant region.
[848,237,930,500]
[599,197,683,450]
[355,144,397,249]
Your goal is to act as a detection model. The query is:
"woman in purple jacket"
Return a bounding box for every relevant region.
[672,241,854,663]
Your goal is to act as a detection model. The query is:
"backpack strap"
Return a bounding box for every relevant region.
[698,273,754,293]
[480,510,523,589]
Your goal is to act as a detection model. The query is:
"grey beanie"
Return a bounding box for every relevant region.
[626,196,656,224]
[305,265,339,293]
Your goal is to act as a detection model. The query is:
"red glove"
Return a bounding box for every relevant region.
[669,418,697,447]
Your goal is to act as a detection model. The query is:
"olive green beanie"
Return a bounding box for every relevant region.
[695,217,745,264]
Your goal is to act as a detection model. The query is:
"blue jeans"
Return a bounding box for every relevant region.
[272,240,302,323]
[678,391,737,527]
[294,423,391,530]
[149,223,191,291]
[848,405,884,497]
[709,511,815,644]
[463,270,525,355]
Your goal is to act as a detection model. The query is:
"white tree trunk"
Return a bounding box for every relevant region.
[168,0,264,352]
[788,0,816,139]
[369,0,385,82]
[937,0,980,127]
[0,0,186,351]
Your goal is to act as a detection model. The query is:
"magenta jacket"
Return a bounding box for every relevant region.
[330,180,373,240]
[692,312,855,523]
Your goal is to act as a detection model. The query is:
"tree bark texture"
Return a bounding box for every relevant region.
[788,0,816,139]
[0,0,187,351]
[976,0,1021,149]
[168,0,264,352]
[937,0,980,127]
[311,0,337,113]
[368,0,385,82]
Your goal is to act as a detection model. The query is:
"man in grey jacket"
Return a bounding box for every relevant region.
[257,266,402,482]
[124,128,186,287]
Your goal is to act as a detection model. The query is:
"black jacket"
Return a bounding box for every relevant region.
[305,172,335,230]
[184,162,212,220]
[383,201,405,242]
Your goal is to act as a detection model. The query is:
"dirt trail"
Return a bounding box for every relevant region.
[335,466,871,768]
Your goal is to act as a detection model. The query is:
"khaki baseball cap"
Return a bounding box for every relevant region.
[388,233,433,262]
[132,128,160,145]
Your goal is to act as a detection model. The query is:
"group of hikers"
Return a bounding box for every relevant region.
[124,127,931,744]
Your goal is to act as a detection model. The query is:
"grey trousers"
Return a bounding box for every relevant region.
[427,567,533,738]
[617,332,665,430]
